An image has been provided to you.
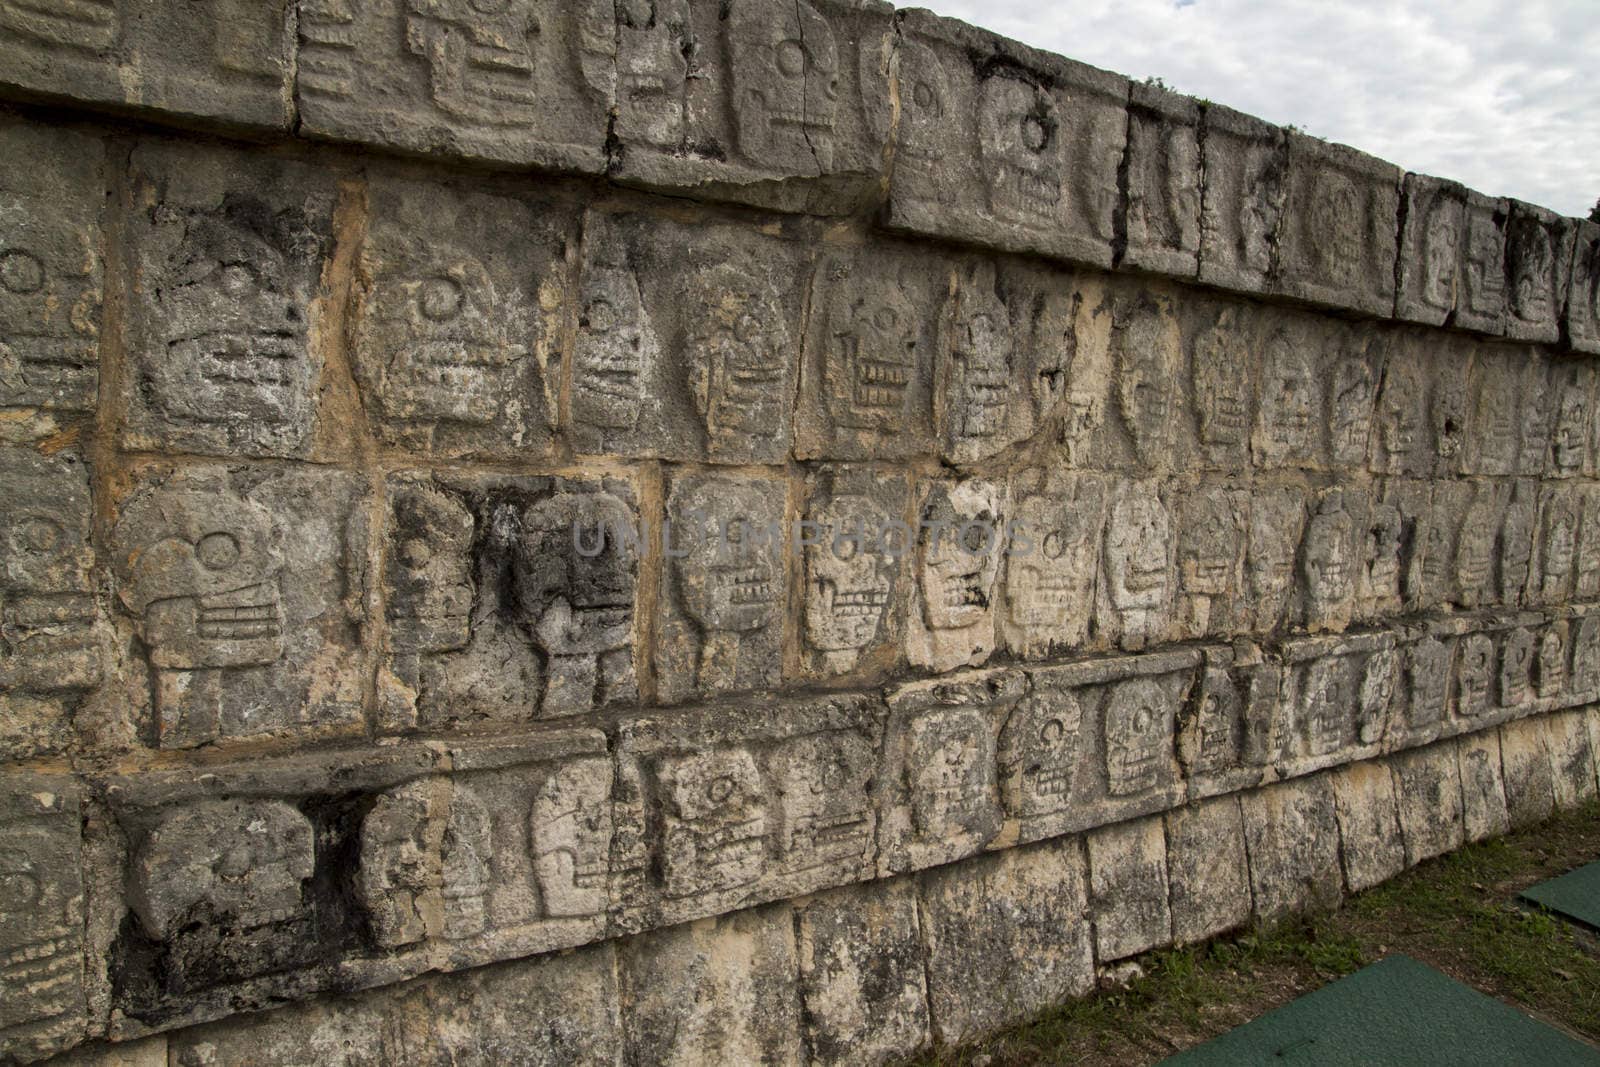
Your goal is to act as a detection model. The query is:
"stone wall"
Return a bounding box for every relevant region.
[4,2,1600,1064]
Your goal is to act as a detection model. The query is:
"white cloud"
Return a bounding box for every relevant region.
[916,0,1599,218]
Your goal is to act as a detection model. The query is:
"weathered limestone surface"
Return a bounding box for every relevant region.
[4,3,1600,1065]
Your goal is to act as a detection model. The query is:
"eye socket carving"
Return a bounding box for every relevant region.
[197,532,242,571]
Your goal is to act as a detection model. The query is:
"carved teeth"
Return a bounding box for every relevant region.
[938,572,987,609]
[989,162,1061,220]
[1027,766,1072,796]
[1124,565,1167,593]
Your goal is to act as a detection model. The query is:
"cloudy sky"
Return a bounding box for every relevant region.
[919,0,1598,219]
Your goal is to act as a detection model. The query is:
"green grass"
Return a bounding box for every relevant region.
[907,800,1600,1066]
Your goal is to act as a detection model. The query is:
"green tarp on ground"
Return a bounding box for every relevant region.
[1522,860,1600,931]
[1161,955,1600,1066]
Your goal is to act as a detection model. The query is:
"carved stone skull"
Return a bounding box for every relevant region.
[908,707,993,838]
[368,245,523,426]
[1256,327,1315,463]
[358,780,491,947]
[1357,649,1397,744]
[1302,656,1352,756]
[1328,351,1376,464]
[978,77,1062,224]
[131,799,313,940]
[946,274,1012,453]
[405,0,541,126]
[917,482,1000,633]
[1499,628,1534,707]
[113,483,285,671]
[1420,194,1462,311]
[1114,304,1176,467]
[1104,677,1169,796]
[1193,310,1249,448]
[574,263,655,433]
[149,204,314,429]
[1536,628,1566,699]
[687,264,788,456]
[826,267,919,433]
[1005,487,1101,635]
[998,691,1081,818]
[1106,490,1173,621]
[768,731,875,870]
[530,756,613,918]
[728,0,839,170]
[386,485,474,655]
[673,478,778,636]
[1507,215,1554,324]
[516,490,637,658]
[655,747,768,897]
[805,491,892,655]
[1455,633,1494,718]
[0,203,99,408]
[1302,494,1355,628]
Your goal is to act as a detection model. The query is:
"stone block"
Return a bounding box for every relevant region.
[169,979,433,1066]
[880,669,1013,873]
[50,1035,168,1066]
[1274,133,1399,317]
[1087,816,1172,961]
[1186,300,1257,472]
[917,837,1094,1045]
[1370,331,1468,479]
[1457,729,1510,842]
[0,0,292,130]
[1279,631,1396,776]
[1250,310,1328,472]
[107,464,369,749]
[619,903,804,1067]
[1241,774,1343,925]
[350,173,571,460]
[1179,644,1278,798]
[1502,201,1569,343]
[1456,190,1509,334]
[655,469,787,703]
[1549,362,1597,480]
[1515,355,1555,478]
[1297,488,1363,633]
[1198,103,1286,295]
[1391,742,1465,867]
[1101,286,1186,473]
[1566,219,1600,355]
[570,209,807,463]
[0,447,107,761]
[604,0,894,216]
[1000,469,1108,657]
[0,120,104,436]
[1165,797,1250,945]
[885,10,1127,268]
[794,242,942,462]
[1572,616,1600,700]
[377,470,640,731]
[1170,485,1247,642]
[424,942,621,1066]
[615,692,884,927]
[1121,81,1202,278]
[1395,173,1467,325]
[1499,716,1556,829]
[1097,480,1176,650]
[1531,484,1580,607]
[296,0,608,174]
[119,141,336,460]
[1330,760,1404,893]
[1009,650,1195,844]
[798,465,910,681]
[1245,486,1307,632]
[795,880,930,1066]
[1544,709,1598,809]
[906,477,1002,673]
[0,776,86,1064]
[933,257,1088,469]
[1463,345,1521,476]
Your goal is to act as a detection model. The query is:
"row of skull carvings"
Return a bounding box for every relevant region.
[6,443,1600,744]
[6,111,1600,481]
[6,611,1591,1034]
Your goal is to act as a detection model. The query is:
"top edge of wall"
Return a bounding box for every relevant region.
[0,0,1594,348]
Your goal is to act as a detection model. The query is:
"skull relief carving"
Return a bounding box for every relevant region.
[1455,633,1494,718]
[1192,310,1250,452]
[131,799,312,941]
[1004,482,1103,648]
[942,270,1012,460]
[530,757,613,918]
[114,484,285,672]
[907,707,995,841]
[978,76,1062,224]
[386,485,474,658]
[1104,677,1171,796]
[1419,193,1463,312]
[686,264,789,460]
[728,0,839,170]
[573,261,656,435]
[1255,327,1316,465]
[768,731,876,872]
[364,243,528,428]
[1105,488,1173,648]
[358,780,491,948]
[1114,303,1177,468]
[1302,494,1355,631]
[804,490,893,670]
[825,265,919,434]
[405,0,541,126]
[655,748,768,897]
[0,198,100,411]
[998,691,1081,818]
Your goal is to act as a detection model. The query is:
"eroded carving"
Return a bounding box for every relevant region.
[685,263,791,463]
[729,0,839,171]
[1114,301,1178,469]
[907,706,997,844]
[978,75,1062,225]
[998,690,1081,819]
[939,265,1013,464]
[1455,633,1494,719]
[405,0,541,127]
[1104,677,1173,796]
[1253,325,1317,467]
[0,788,84,1057]
[655,748,768,898]
[910,479,1002,673]
[803,470,900,675]
[530,757,613,919]
[768,730,876,874]
[1498,628,1534,708]
[1192,308,1250,461]
[1175,486,1245,639]
[1302,492,1356,632]
[358,780,491,946]
[1003,472,1104,654]
[1246,489,1304,632]
[1104,486,1173,650]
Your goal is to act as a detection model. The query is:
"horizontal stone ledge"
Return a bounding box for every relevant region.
[16,709,1597,1065]
[1,9,1595,348]
[5,606,1597,1055]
